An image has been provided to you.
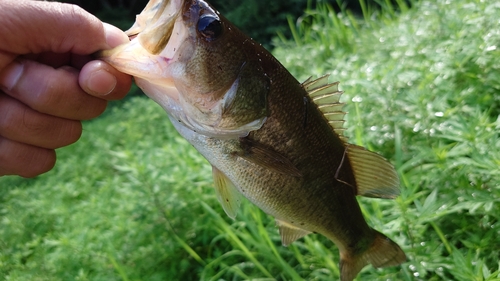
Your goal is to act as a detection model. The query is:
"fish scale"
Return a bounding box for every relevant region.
[98,0,407,280]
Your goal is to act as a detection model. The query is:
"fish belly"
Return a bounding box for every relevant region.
[170,116,373,250]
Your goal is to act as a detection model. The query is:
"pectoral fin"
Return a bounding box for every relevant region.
[212,166,241,220]
[238,138,302,177]
[276,219,311,246]
[346,144,400,199]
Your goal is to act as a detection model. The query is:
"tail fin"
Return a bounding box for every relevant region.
[339,230,406,281]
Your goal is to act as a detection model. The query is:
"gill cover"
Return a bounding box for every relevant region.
[172,0,270,137]
[100,0,270,138]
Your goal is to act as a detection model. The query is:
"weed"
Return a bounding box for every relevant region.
[1,0,500,280]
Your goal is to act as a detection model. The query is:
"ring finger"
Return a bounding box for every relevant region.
[0,93,82,149]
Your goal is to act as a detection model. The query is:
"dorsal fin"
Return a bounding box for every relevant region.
[302,75,347,142]
[346,144,400,199]
[304,76,400,199]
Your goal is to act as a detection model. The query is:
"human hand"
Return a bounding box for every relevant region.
[0,1,132,178]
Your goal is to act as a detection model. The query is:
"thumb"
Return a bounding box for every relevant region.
[0,1,125,55]
[103,23,130,49]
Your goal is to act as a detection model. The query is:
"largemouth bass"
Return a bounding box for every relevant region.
[99,0,406,280]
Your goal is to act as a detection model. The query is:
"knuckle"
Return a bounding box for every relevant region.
[0,99,48,139]
[0,95,83,149]
[65,4,90,25]
[63,4,101,43]
[43,68,107,120]
[0,138,56,177]
[0,96,22,133]
[34,70,69,111]
[20,107,53,137]
[62,120,83,145]
[19,150,56,178]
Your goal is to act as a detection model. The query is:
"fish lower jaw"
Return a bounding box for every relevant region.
[135,78,180,105]
[135,78,266,139]
[173,113,267,140]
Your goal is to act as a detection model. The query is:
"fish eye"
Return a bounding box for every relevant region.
[197,15,223,41]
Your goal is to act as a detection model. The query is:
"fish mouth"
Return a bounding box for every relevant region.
[98,0,266,137]
[97,0,186,81]
[124,0,182,55]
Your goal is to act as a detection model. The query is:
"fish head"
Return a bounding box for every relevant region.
[99,0,270,138]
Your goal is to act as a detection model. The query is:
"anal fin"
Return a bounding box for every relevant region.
[212,166,241,220]
[276,219,311,246]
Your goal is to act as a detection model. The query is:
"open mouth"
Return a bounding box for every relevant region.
[127,33,137,41]
[96,0,188,80]
[123,0,182,55]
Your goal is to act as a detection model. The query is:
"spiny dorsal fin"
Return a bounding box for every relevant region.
[276,219,311,246]
[302,75,347,141]
[346,144,400,199]
[304,76,400,199]
[212,165,241,219]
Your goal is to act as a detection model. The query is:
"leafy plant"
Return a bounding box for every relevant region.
[2,0,500,280]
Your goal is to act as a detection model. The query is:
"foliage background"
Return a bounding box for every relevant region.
[1,0,500,280]
[62,0,409,47]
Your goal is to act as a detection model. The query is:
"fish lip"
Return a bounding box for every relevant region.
[124,0,180,33]
[127,33,138,41]
[122,0,185,55]
[97,0,188,75]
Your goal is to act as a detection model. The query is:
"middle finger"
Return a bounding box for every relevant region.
[0,94,82,149]
[0,59,108,120]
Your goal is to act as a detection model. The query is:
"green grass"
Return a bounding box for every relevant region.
[275,0,500,279]
[1,0,500,280]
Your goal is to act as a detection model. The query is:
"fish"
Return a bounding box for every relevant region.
[98,0,407,280]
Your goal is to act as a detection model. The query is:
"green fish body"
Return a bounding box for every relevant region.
[99,0,406,279]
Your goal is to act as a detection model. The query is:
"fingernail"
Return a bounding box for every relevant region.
[88,69,117,96]
[103,23,129,48]
[0,60,24,91]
